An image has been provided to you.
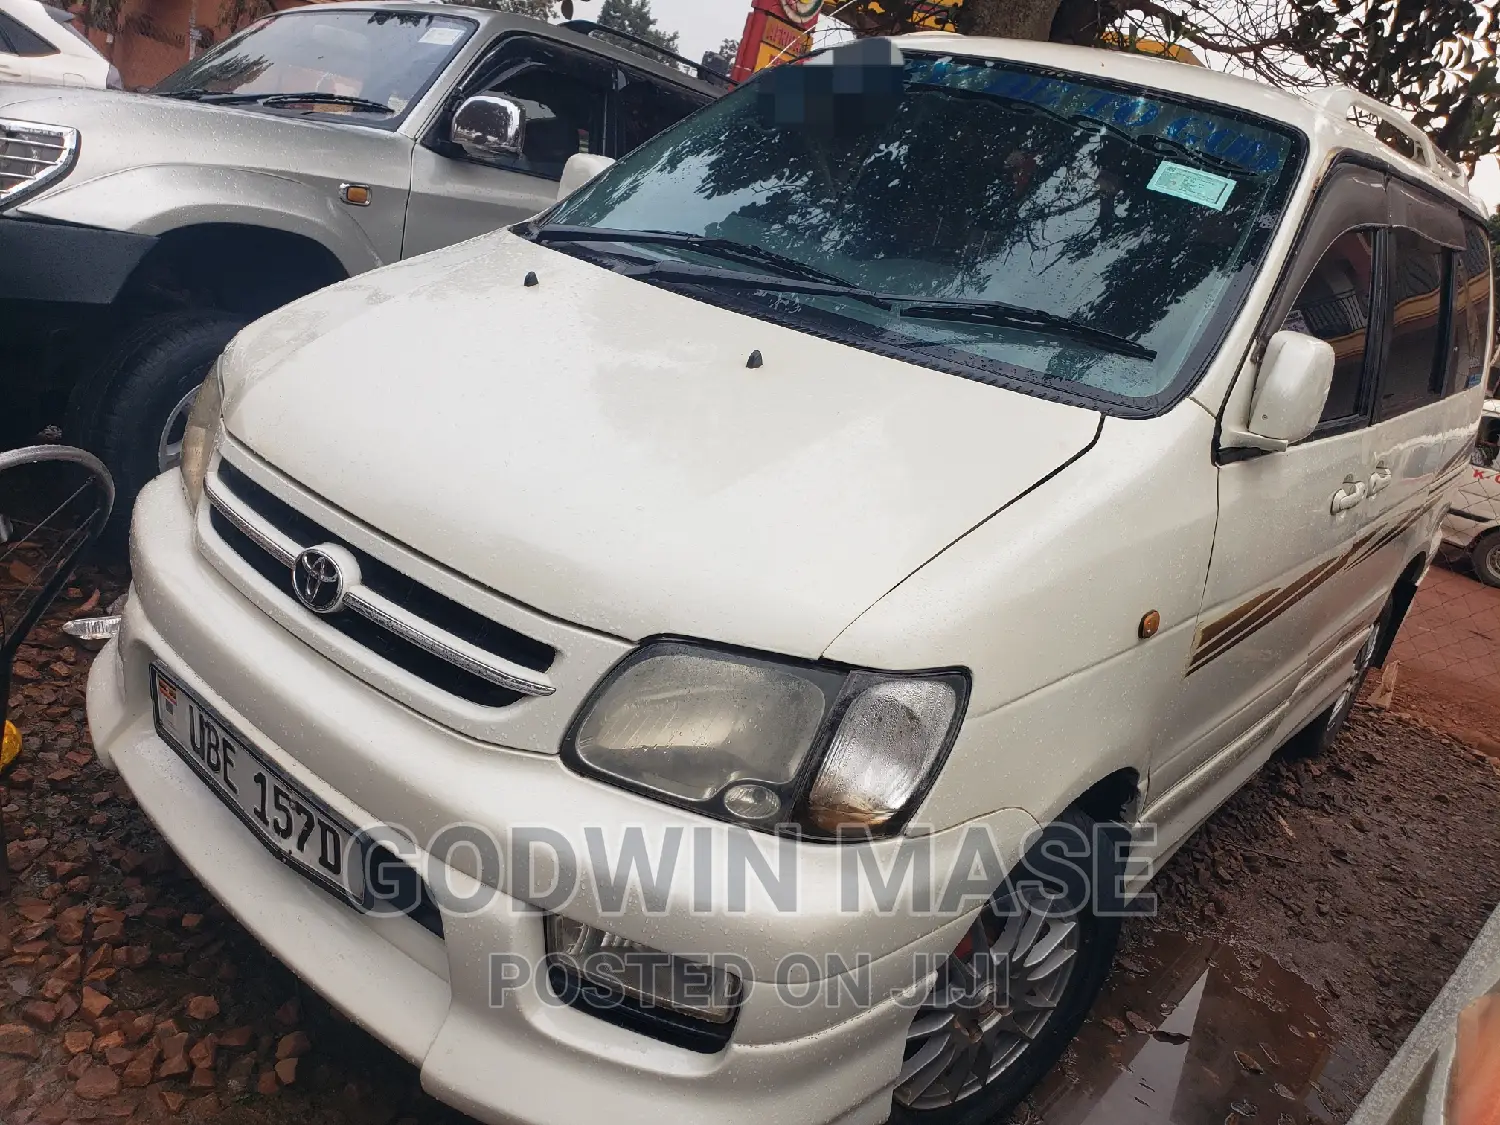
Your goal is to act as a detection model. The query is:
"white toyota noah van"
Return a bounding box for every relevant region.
[87,33,1493,1125]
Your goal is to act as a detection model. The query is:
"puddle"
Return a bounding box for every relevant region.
[1021,931,1365,1125]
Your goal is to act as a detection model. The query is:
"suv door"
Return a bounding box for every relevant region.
[404,35,611,258]
[1154,166,1388,804]
[1359,192,1491,593]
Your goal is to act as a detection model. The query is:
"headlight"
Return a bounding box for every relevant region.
[178,362,224,510]
[564,641,967,839]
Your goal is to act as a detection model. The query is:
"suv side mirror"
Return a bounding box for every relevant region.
[557,153,614,201]
[452,95,525,161]
[1224,330,1337,453]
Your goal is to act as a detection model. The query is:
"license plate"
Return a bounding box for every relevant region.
[151,666,366,909]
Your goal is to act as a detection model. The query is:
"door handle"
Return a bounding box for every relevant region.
[1369,464,1394,494]
[1331,477,1367,513]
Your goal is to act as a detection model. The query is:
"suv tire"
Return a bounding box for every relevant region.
[1473,531,1500,589]
[889,808,1123,1125]
[76,311,245,538]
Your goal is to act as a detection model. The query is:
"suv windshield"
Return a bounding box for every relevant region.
[543,52,1305,413]
[152,9,476,127]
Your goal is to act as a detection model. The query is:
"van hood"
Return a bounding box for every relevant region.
[223,234,1101,658]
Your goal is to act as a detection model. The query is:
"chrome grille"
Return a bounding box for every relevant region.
[0,120,78,207]
[205,459,557,708]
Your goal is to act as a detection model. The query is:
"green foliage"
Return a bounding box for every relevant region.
[834,0,1500,166]
[597,0,681,62]
[77,0,125,35]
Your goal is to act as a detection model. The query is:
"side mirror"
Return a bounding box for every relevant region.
[452,95,525,162]
[1225,330,1336,453]
[557,153,614,201]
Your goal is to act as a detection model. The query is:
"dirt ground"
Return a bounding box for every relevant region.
[4,564,1500,1125]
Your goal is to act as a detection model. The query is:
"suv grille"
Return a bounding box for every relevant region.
[205,460,557,709]
[0,121,77,207]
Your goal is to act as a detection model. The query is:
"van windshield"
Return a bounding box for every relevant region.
[542,53,1304,413]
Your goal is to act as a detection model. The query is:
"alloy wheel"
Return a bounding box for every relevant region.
[1483,541,1500,585]
[895,893,1079,1110]
[157,386,200,474]
[1327,622,1380,732]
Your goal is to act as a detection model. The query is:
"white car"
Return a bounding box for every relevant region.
[1442,398,1500,585]
[0,0,118,89]
[87,34,1492,1125]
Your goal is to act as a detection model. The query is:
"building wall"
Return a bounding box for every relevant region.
[75,0,311,90]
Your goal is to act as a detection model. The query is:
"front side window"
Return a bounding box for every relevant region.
[617,76,708,155]
[484,66,607,178]
[1378,228,1450,419]
[538,52,1304,414]
[1452,220,1494,395]
[1284,230,1376,425]
[152,10,475,128]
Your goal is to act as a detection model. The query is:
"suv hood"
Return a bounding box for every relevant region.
[0,86,405,211]
[223,234,1101,658]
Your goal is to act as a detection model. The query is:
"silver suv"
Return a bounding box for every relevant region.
[0,1,721,523]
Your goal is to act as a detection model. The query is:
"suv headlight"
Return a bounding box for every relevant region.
[563,641,967,839]
[178,362,224,509]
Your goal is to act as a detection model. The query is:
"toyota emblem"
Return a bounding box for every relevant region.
[291,544,358,614]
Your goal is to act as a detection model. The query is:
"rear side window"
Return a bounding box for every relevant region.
[1377,228,1449,419]
[1451,220,1493,394]
[617,77,706,155]
[1284,230,1376,425]
[0,11,58,55]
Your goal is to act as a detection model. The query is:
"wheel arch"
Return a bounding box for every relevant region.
[1370,552,1428,668]
[117,222,350,321]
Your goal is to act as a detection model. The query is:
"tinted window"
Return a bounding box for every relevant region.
[548,54,1303,412]
[1451,220,1493,394]
[487,67,607,178]
[1284,230,1375,425]
[0,11,58,56]
[1378,228,1449,419]
[618,77,706,155]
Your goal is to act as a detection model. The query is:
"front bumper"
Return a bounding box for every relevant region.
[88,476,1040,1125]
[0,214,154,304]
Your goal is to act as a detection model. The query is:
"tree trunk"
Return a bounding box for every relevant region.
[954,0,1063,40]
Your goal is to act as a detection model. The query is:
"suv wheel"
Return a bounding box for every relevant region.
[1473,531,1500,589]
[890,809,1122,1125]
[76,311,244,537]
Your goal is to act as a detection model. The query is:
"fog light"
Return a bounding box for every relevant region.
[544,915,741,1024]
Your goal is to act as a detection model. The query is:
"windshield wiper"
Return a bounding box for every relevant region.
[612,259,895,309]
[156,90,394,114]
[538,234,1153,361]
[896,299,1156,360]
[530,225,855,288]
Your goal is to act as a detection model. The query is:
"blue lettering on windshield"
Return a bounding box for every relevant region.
[905,58,1287,176]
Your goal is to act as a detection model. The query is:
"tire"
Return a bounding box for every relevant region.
[1286,593,1395,759]
[889,808,1123,1125]
[76,311,244,539]
[1473,532,1500,589]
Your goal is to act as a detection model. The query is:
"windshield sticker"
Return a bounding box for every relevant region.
[419,26,463,46]
[1147,161,1236,209]
[904,58,1288,174]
